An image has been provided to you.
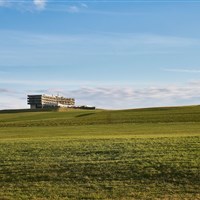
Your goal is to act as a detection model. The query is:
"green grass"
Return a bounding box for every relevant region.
[0,106,200,199]
[1,105,200,127]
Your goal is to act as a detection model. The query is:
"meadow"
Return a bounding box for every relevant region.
[0,106,199,199]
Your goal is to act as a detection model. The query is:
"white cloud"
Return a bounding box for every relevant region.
[24,81,200,109]
[2,81,200,109]
[66,4,88,13]
[64,84,200,109]
[33,0,46,10]
[0,88,12,93]
[0,88,24,109]
[0,0,5,6]
[0,95,26,109]
[0,0,9,7]
[67,5,79,13]
[163,68,200,73]
[0,0,47,10]
[81,3,88,8]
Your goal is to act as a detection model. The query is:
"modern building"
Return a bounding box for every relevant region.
[27,94,75,109]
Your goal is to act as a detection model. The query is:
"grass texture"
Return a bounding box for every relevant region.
[0,106,199,199]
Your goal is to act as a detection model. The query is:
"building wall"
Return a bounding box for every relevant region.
[27,95,75,109]
[30,104,36,109]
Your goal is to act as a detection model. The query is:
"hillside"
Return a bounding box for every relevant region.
[1,105,200,127]
[0,106,200,199]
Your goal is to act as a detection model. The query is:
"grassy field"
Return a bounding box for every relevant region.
[0,106,200,199]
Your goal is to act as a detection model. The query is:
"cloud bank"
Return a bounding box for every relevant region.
[1,80,200,109]
[22,81,200,109]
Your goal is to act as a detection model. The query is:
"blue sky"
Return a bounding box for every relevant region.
[1,0,200,109]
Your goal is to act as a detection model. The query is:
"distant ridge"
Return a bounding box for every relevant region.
[0,104,199,114]
[1,104,200,127]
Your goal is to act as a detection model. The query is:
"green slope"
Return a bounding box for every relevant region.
[0,106,200,199]
[1,105,200,127]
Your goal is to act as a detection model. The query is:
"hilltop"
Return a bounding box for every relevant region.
[1,105,200,127]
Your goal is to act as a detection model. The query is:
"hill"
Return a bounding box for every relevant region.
[1,105,200,127]
[0,106,199,199]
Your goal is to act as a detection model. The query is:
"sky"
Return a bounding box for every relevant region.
[1,0,200,109]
